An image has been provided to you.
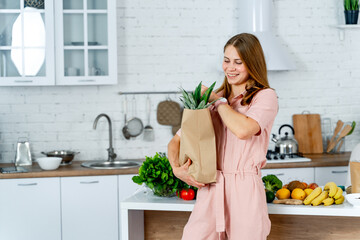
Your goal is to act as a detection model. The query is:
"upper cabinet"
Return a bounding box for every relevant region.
[0,0,117,86]
[0,0,55,86]
[54,0,117,85]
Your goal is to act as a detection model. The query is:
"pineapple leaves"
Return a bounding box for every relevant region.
[179,81,219,109]
[201,81,216,103]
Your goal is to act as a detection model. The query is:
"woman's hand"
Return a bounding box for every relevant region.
[201,85,220,102]
[173,159,205,189]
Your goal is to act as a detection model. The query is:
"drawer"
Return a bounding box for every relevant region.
[314,166,348,186]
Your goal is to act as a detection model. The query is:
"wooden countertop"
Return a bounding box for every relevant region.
[0,152,351,179]
[263,152,351,169]
[0,161,141,179]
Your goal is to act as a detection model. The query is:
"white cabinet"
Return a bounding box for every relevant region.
[118,174,141,240]
[0,0,117,86]
[61,175,119,240]
[261,167,315,184]
[54,0,117,85]
[0,177,61,240]
[118,174,141,201]
[314,166,348,186]
[0,0,55,86]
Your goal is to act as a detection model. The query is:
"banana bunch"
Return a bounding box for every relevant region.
[303,182,344,206]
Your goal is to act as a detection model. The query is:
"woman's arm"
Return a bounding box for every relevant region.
[216,104,260,139]
[167,134,205,188]
[202,85,260,140]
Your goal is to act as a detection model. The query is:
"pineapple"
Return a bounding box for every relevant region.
[179,82,219,109]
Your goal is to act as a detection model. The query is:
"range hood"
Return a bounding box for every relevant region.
[238,0,296,71]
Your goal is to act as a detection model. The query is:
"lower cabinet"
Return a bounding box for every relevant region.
[118,174,140,201]
[118,174,141,240]
[61,175,119,240]
[314,166,348,186]
[261,167,315,184]
[0,178,61,240]
[262,166,349,186]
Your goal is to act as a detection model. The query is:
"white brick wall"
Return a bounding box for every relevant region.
[0,0,359,163]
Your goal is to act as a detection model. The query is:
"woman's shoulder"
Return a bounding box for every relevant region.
[253,88,278,100]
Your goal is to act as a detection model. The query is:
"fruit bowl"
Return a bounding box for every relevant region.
[345,193,360,207]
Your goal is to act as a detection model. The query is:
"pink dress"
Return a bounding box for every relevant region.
[177,89,278,240]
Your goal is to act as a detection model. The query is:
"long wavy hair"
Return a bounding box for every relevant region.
[216,33,270,106]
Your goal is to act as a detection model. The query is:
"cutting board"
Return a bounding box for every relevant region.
[292,113,323,154]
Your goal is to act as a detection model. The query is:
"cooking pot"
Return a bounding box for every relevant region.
[271,124,298,155]
[41,150,79,165]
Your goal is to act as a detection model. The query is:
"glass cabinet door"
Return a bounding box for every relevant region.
[56,0,117,85]
[0,0,55,85]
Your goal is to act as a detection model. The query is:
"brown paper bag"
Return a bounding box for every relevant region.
[179,108,217,184]
[350,162,360,193]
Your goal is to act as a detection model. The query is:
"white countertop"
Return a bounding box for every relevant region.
[121,188,360,217]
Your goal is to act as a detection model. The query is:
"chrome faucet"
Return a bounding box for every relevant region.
[93,113,117,162]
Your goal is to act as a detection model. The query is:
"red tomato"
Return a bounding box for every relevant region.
[180,189,195,201]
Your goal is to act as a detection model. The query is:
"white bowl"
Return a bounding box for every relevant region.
[345,193,360,208]
[37,157,62,170]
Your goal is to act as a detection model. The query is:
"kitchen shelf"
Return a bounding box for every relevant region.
[332,24,360,40]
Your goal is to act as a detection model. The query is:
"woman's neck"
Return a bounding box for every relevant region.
[230,82,247,98]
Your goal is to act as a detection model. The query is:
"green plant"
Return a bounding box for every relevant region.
[179,81,219,109]
[344,0,359,11]
[132,152,187,197]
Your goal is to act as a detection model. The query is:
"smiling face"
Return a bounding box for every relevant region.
[222,45,249,91]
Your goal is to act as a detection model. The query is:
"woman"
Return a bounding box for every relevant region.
[168,33,278,239]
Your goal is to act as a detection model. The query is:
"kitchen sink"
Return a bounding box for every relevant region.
[81,160,141,170]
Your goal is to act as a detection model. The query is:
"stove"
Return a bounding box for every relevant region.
[266,150,311,163]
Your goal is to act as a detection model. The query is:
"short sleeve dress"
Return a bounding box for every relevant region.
[178,88,278,240]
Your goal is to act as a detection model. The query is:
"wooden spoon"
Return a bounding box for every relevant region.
[326,124,352,153]
[326,120,344,152]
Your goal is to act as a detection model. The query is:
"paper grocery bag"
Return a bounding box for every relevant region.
[179,108,217,184]
[350,161,360,193]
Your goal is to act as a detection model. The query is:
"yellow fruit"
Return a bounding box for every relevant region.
[324,182,338,197]
[304,188,313,197]
[322,197,334,206]
[335,195,345,204]
[303,187,322,205]
[276,188,291,200]
[333,187,343,200]
[291,188,306,200]
[311,191,328,206]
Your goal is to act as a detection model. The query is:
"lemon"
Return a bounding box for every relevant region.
[291,188,306,200]
[304,188,313,197]
[275,188,291,200]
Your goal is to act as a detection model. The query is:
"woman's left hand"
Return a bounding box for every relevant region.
[201,85,220,102]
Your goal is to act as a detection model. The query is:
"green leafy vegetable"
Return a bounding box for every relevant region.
[132,152,188,197]
[262,174,283,193]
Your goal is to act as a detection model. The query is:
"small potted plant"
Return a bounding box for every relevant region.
[344,0,359,24]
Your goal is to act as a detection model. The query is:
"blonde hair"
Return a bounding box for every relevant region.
[216,33,270,105]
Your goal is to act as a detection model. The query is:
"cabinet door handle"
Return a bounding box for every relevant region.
[18,183,37,186]
[331,170,348,174]
[80,181,99,184]
[78,79,96,82]
[274,173,285,176]
[14,80,33,83]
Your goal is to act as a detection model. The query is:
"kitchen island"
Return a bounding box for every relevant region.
[121,187,360,240]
